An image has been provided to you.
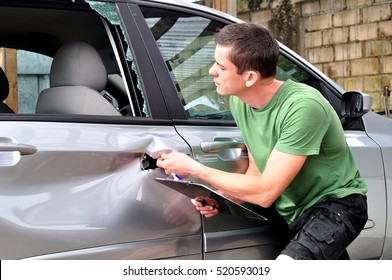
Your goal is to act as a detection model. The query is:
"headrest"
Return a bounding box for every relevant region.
[0,67,10,101]
[50,41,107,91]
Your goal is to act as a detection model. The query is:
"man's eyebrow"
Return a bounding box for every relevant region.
[215,60,225,68]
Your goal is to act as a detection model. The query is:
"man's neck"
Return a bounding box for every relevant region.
[239,78,283,109]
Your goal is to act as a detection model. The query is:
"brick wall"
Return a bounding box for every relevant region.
[238,0,392,113]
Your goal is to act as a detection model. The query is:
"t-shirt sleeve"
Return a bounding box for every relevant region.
[274,98,331,156]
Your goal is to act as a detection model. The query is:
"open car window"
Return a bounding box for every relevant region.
[1,1,146,117]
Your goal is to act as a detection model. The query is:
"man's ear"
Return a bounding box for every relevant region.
[245,70,259,87]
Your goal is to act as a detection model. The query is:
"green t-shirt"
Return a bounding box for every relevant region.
[230,80,367,224]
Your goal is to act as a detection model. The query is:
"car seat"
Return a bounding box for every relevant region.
[35,41,121,115]
[0,67,15,113]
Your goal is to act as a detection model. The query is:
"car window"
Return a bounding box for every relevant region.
[89,1,149,117]
[140,7,329,121]
[1,1,145,117]
[277,55,314,85]
[140,7,230,120]
[16,51,52,114]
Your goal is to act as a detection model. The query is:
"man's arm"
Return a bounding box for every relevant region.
[156,149,307,208]
[219,148,260,205]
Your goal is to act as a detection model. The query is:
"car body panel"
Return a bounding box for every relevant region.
[0,0,391,260]
[172,125,289,259]
[0,121,201,259]
[343,128,386,259]
[361,111,392,259]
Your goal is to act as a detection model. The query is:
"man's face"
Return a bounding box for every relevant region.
[209,45,247,97]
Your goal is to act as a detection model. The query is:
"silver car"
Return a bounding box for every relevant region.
[0,0,391,260]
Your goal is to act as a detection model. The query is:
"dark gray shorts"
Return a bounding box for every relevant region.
[281,194,368,260]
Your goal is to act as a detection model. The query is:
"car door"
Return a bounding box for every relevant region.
[0,0,202,260]
[133,4,290,260]
[133,1,387,260]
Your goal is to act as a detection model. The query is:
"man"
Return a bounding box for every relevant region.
[157,23,368,260]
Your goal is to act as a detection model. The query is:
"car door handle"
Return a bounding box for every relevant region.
[0,138,37,155]
[200,138,246,153]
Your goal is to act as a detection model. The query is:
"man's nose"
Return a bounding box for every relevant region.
[209,64,217,76]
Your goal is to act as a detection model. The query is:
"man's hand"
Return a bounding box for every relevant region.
[156,152,201,179]
[191,196,219,218]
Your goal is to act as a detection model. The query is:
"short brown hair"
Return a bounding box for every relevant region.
[214,23,279,77]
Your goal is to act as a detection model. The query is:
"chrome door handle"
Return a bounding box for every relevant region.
[0,137,37,155]
[200,139,245,153]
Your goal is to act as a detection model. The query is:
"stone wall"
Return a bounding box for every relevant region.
[238,0,392,113]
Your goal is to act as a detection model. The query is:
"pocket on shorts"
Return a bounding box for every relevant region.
[306,216,334,243]
[304,211,348,259]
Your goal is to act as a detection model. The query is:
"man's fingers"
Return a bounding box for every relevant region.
[193,197,219,208]
[193,197,207,206]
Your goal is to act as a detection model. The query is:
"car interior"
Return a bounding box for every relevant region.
[35,40,122,115]
[0,2,138,117]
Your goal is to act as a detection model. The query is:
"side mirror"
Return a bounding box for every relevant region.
[341,91,372,119]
